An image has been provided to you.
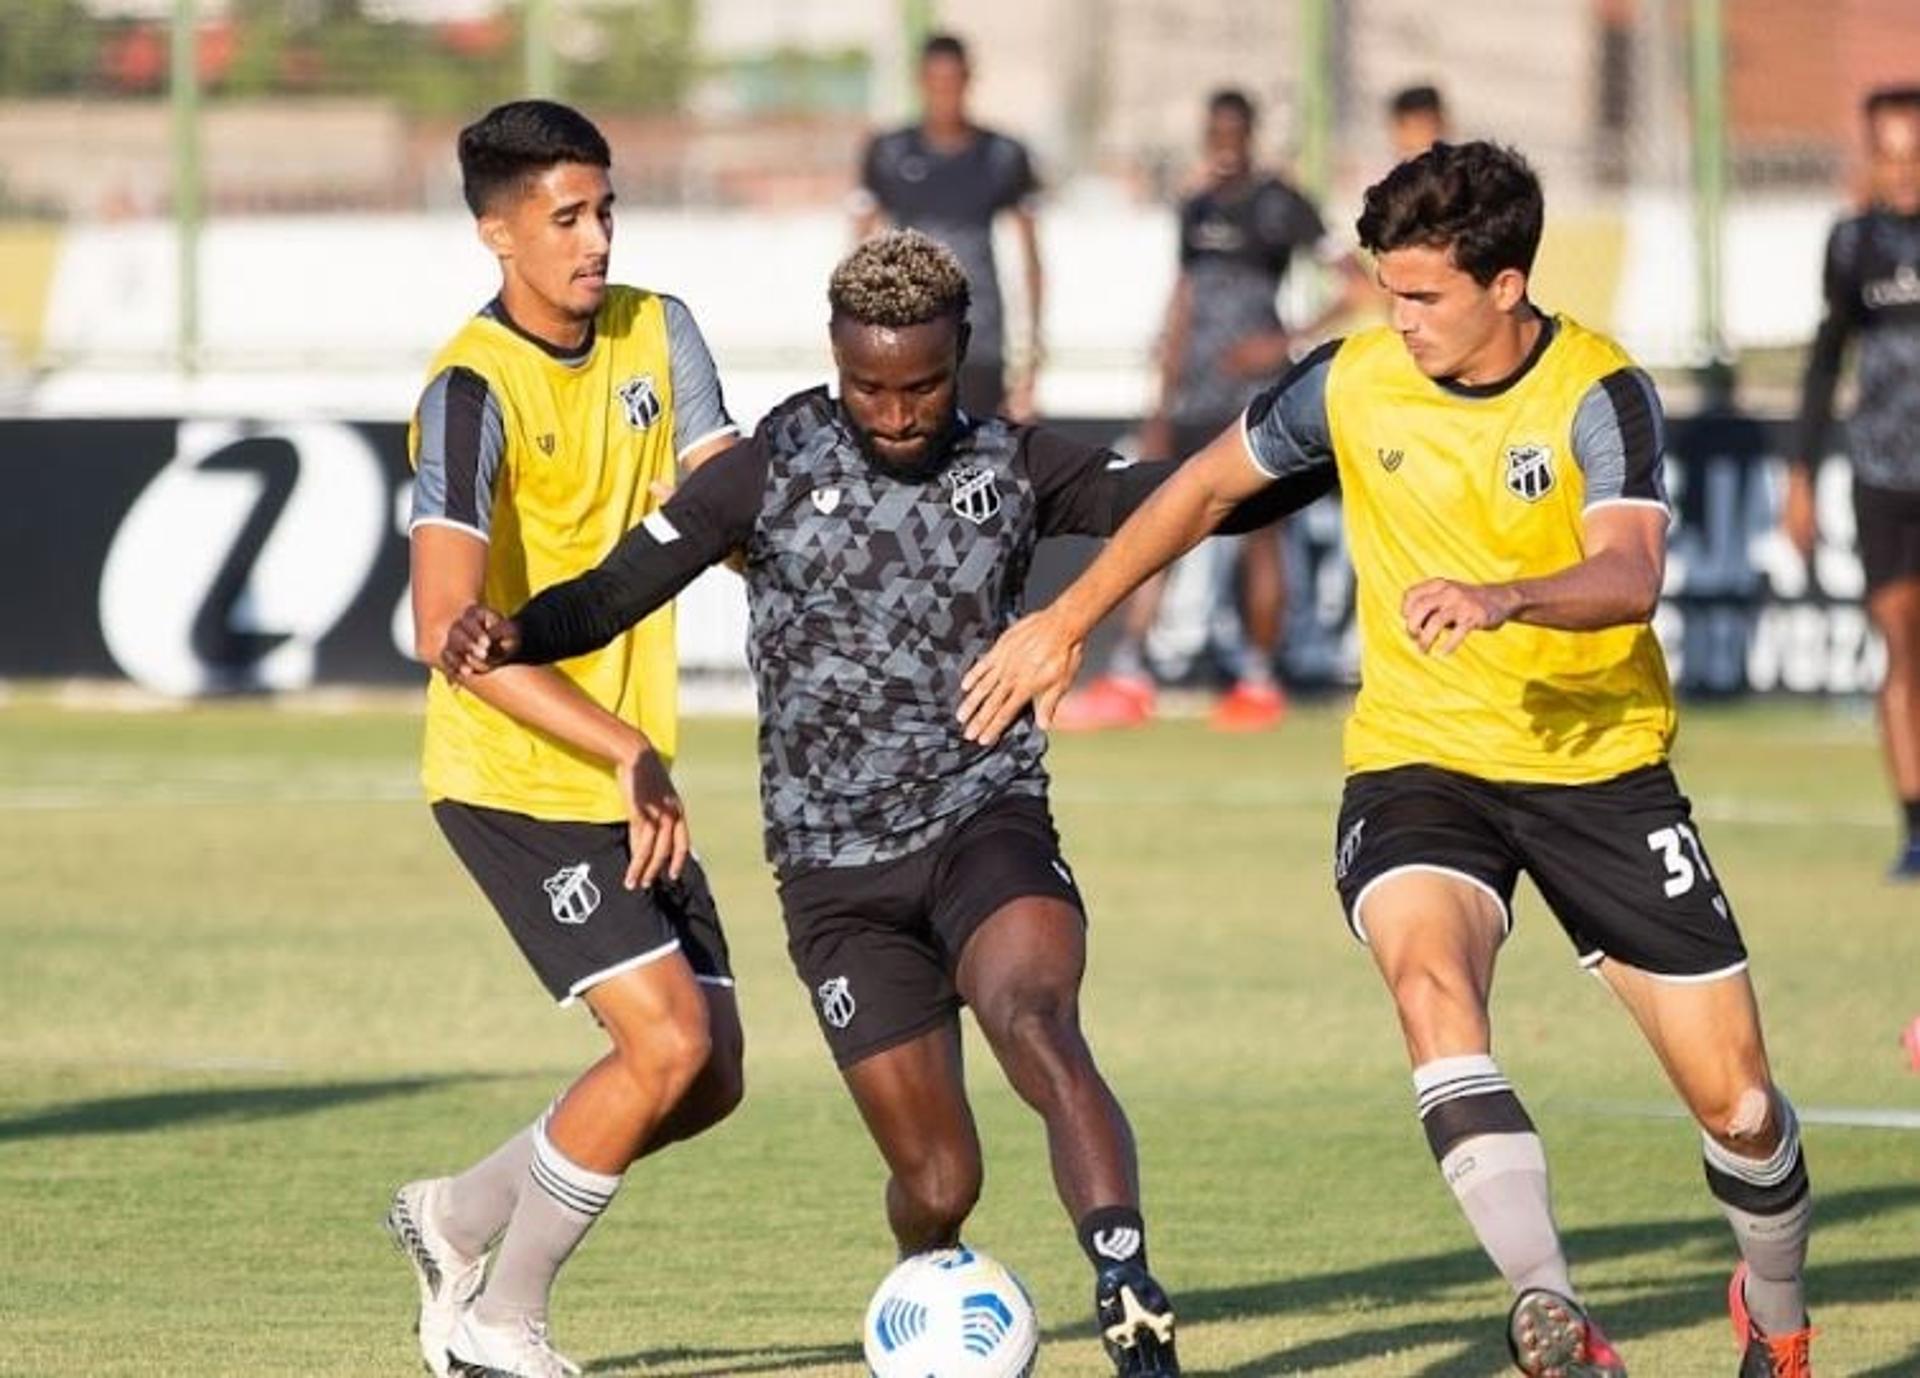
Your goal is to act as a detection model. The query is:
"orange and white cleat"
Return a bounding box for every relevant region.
[1730,1262,1813,1377]
[1506,1288,1627,1377]
[1207,679,1287,733]
[1052,674,1157,732]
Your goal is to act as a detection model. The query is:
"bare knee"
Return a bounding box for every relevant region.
[1698,1082,1781,1152]
[896,1145,983,1231]
[612,1006,713,1107]
[981,988,1089,1101]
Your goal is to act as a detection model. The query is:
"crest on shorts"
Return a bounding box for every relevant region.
[543,862,601,925]
[944,463,1002,525]
[817,975,857,1029]
[811,486,842,515]
[616,374,662,432]
[1503,442,1556,502]
[1335,818,1366,882]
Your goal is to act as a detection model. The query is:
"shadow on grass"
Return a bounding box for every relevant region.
[0,1074,500,1142]
[588,1341,865,1376]
[578,1185,1919,1377]
[1156,1183,1920,1376]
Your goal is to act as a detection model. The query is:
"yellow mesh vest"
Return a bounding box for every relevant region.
[410,286,681,821]
[1325,316,1676,783]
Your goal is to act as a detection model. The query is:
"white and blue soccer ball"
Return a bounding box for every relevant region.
[863,1245,1040,1378]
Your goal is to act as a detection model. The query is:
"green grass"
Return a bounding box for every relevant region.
[0,697,1915,1376]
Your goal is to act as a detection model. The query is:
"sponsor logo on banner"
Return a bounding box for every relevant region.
[98,421,388,695]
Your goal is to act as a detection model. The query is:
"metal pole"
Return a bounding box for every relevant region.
[1689,0,1729,375]
[901,0,934,107]
[1297,0,1333,202]
[524,0,557,99]
[171,0,200,374]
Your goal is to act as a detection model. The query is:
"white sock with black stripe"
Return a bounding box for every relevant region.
[1413,1054,1575,1300]
[1703,1093,1812,1337]
[473,1111,623,1325]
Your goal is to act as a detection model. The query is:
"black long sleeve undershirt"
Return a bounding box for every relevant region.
[510,417,1331,668]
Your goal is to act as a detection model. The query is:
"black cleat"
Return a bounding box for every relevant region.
[1095,1261,1179,1376]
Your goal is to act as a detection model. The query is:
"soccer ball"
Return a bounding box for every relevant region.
[863,1245,1040,1377]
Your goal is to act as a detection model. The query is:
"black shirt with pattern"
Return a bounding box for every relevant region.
[1171,173,1328,425]
[507,389,1321,874]
[1793,207,1920,492]
[859,126,1040,365]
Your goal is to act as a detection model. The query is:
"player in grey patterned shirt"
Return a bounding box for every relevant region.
[443,231,1316,1377]
[1786,86,1920,876]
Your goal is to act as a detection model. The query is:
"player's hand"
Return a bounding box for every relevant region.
[1402,578,1519,655]
[958,608,1085,746]
[1781,466,1818,561]
[441,605,521,679]
[617,744,689,890]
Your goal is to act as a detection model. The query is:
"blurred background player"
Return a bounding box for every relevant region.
[853,32,1044,421]
[1388,83,1452,160]
[1058,88,1365,732]
[1783,84,1920,879]
[387,100,745,1378]
[962,141,1816,1378]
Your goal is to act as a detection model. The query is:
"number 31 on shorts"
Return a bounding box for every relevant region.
[1646,822,1713,899]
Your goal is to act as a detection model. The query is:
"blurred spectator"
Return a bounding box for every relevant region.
[1056,88,1367,733]
[1387,83,1450,160]
[851,33,1043,420]
[1785,84,1920,877]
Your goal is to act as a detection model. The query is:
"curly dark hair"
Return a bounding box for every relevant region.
[828,229,972,328]
[1356,140,1543,286]
[458,100,610,216]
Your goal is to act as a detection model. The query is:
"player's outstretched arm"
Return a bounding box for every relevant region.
[958,422,1271,745]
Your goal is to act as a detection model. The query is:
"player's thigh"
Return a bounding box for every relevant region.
[1596,958,1775,1134]
[841,1019,980,1181]
[1333,766,1518,962]
[777,850,959,1071]
[1866,574,1920,664]
[431,800,693,1007]
[932,795,1086,1012]
[1514,763,1749,982]
[1854,480,1920,636]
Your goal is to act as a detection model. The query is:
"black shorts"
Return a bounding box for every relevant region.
[1853,480,1920,593]
[1331,763,1749,980]
[777,794,1084,1068]
[433,801,733,1006]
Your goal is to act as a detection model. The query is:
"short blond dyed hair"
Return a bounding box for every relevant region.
[829,229,971,328]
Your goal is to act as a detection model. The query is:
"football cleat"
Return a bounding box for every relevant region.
[1886,838,1920,881]
[386,1179,489,1378]
[1095,1261,1179,1376]
[1052,675,1157,732]
[446,1310,582,1378]
[1506,1288,1627,1377]
[1729,1262,1814,1377]
[1208,679,1287,733]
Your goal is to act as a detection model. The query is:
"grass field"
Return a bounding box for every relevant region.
[1,695,1915,1377]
